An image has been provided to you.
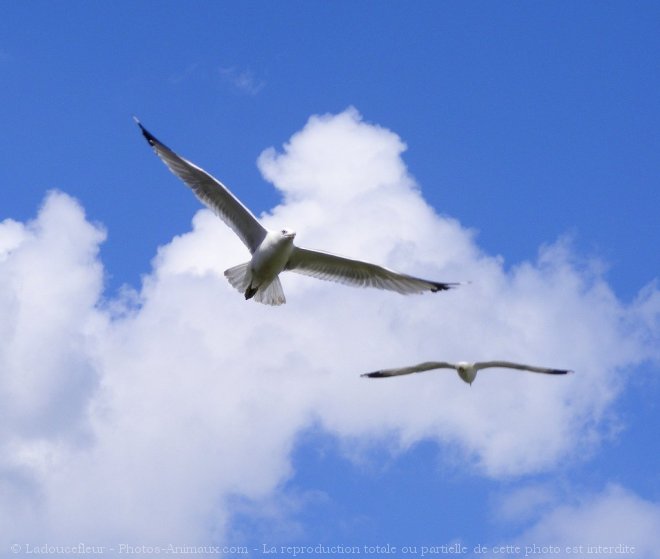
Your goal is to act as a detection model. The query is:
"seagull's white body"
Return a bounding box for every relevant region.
[225,229,296,305]
[135,118,459,305]
[247,230,296,288]
[361,360,573,385]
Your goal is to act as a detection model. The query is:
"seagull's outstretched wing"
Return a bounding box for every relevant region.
[286,247,459,294]
[134,118,267,253]
[361,361,456,378]
[474,361,573,375]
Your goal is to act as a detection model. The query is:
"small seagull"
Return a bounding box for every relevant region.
[361,360,573,385]
[134,118,460,305]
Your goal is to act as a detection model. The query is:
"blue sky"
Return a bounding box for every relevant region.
[1,2,659,557]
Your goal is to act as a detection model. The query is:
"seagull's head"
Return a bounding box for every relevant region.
[279,228,296,240]
[456,362,477,385]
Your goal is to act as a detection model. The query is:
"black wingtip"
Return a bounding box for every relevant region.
[431,282,462,292]
[361,371,386,378]
[132,116,158,147]
[551,369,573,375]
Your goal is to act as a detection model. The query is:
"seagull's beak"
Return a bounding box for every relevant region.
[286,232,296,239]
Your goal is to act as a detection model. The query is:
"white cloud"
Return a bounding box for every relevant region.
[508,485,660,558]
[167,63,265,96]
[0,109,658,548]
[218,66,265,96]
[0,192,105,441]
[491,484,558,525]
[0,191,107,542]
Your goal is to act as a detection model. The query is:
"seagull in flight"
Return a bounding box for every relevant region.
[134,118,460,305]
[361,360,573,385]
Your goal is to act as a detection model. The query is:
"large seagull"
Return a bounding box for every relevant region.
[361,360,573,385]
[135,118,459,305]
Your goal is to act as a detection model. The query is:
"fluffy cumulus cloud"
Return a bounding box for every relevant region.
[0,192,107,540]
[508,485,660,558]
[0,108,658,548]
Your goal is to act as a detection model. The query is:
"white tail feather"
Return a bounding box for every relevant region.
[224,263,286,305]
[224,262,251,293]
[255,277,286,306]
